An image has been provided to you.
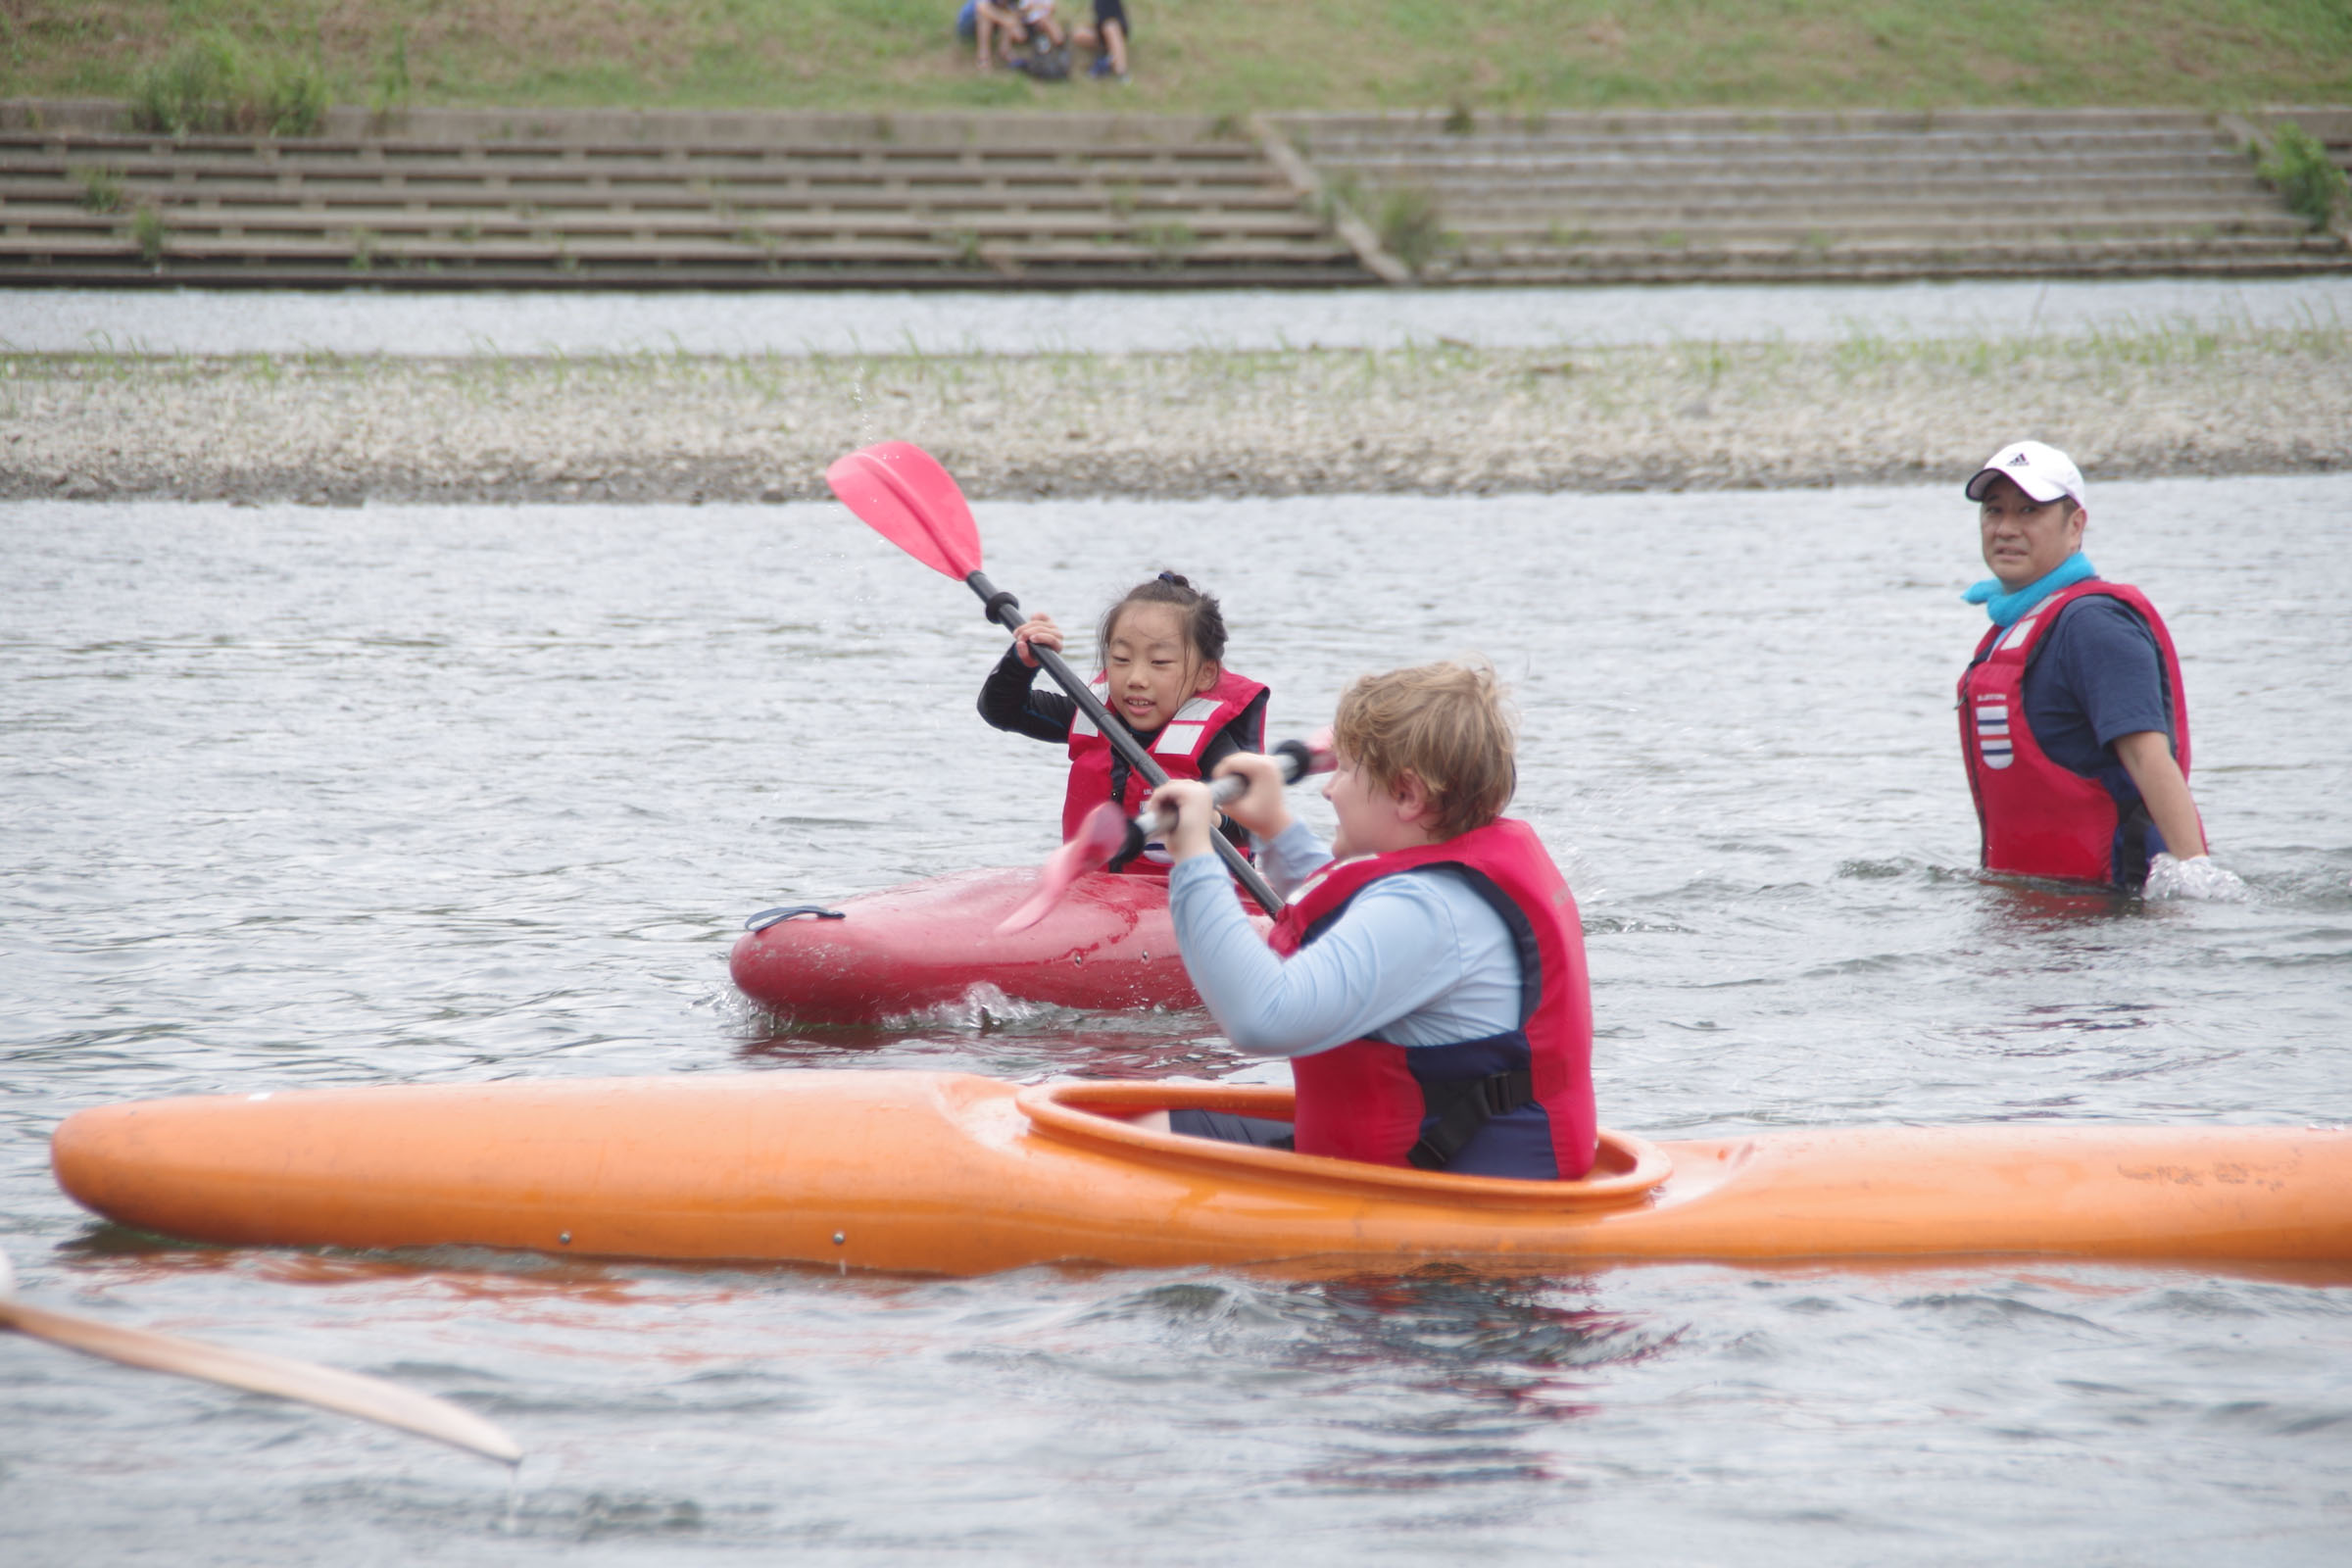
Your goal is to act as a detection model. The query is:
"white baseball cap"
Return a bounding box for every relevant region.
[1965,440,2085,507]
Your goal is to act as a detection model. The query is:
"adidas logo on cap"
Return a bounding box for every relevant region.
[1965,440,2085,507]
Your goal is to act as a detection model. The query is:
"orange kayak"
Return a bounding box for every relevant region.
[50,1072,2352,1275]
[729,869,1267,1021]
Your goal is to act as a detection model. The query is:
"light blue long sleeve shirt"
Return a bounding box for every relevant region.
[1165,820,1522,1057]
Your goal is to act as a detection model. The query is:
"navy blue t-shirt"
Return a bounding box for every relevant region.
[2019,594,2178,864]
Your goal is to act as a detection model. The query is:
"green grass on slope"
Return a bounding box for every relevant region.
[4,0,2348,114]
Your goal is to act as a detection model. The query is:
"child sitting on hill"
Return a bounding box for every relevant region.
[973,0,1068,71]
[978,572,1268,872]
[1071,0,1132,81]
[1146,661,1596,1180]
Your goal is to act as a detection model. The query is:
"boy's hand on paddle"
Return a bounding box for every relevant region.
[1209,753,1296,841]
[1009,613,1063,667]
[1149,780,1221,861]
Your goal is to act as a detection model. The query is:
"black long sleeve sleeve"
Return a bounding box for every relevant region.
[1197,688,1270,853]
[978,643,1077,744]
[1197,687,1270,777]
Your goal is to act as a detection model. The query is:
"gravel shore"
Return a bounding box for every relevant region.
[6,324,2347,504]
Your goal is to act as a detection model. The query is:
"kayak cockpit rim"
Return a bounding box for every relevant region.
[1013,1080,1673,1209]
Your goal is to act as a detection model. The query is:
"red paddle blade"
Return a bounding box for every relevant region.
[825,442,983,580]
[995,804,1132,935]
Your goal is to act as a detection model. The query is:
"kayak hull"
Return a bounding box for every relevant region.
[728,869,1255,1021]
[51,1073,2352,1275]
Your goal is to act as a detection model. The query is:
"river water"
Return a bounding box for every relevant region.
[3,479,2349,1564]
[7,276,2350,357]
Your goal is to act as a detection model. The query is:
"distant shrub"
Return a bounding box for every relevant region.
[262,57,329,136]
[2258,121,2349,229]
[1377,185,1449,274]
[133,38,218,133]
[74,165,126,213]
[372,27,412,117]
[1316,171,1365,225]
[130,205,167,267]
[1142,220,1196,270]
[131,35,327,138]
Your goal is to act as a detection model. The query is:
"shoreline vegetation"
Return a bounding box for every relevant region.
[8,2,2349,118]
[6,320,2345,505]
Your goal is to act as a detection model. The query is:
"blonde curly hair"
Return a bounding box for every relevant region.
[1331,660,1517,840]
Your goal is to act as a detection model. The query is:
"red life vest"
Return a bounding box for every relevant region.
[1060,669,1267,874]
[1268,818,1596,1180]
[1957,580,2191,886]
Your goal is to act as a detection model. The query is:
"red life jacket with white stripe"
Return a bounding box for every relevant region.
[1268,818,1596,1179]
[1061,669,1268,874]
[1957,581,2191,886]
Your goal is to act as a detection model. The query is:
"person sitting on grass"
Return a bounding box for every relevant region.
[1143,661,1597,1180]
[1071,0,1133,81]
[974,0,1067,70]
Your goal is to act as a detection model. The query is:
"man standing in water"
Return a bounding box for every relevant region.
[1955,440,2239,897]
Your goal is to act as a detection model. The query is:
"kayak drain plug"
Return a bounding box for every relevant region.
[832,1232,846,1246]
[559,1232,571,1246]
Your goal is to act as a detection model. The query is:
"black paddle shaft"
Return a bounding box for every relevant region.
[1111,737,1321,866]
[966,569,1286,917]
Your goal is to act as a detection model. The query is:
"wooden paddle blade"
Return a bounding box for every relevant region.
[825,442,983,580]
[996,804,1134,935]
[0,1298,522,1463]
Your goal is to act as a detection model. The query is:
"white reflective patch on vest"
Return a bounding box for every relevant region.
[1172,696,1221,723]
[1070,680,1109,738]
[1976,700,2013,767]
[1996,614,2038,653]
[1153,723,1204,754]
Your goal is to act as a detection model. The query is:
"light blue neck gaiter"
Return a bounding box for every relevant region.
[1962,552,2097,627]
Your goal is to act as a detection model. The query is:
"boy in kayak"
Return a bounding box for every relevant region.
[979,571,1268,872]
[1146,661,1596,1180]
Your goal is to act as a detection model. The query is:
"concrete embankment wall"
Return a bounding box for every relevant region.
[2,99,2345,287]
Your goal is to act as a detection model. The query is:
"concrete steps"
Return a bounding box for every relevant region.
[1441,234,2351,286]
[1268,107,2351,282]
[1,99,2341,288]
[0,104,1363,287]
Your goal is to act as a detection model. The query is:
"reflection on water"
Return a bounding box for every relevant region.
[3,476,2349,1564]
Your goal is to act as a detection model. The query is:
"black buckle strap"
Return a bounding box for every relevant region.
[743,904,848,932]
[1404,1068,1536,1171]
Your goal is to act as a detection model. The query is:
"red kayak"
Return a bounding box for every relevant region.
[730,868,1269,1023]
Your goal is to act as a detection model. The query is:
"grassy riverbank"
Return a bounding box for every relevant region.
[6,318,2345,504]
[7,1,2350,117]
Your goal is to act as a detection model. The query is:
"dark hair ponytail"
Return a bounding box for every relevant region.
[1097,572,1228,670]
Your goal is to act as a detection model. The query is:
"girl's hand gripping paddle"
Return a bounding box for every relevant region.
[826,441,1288,917]
[997,734,1335,934]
